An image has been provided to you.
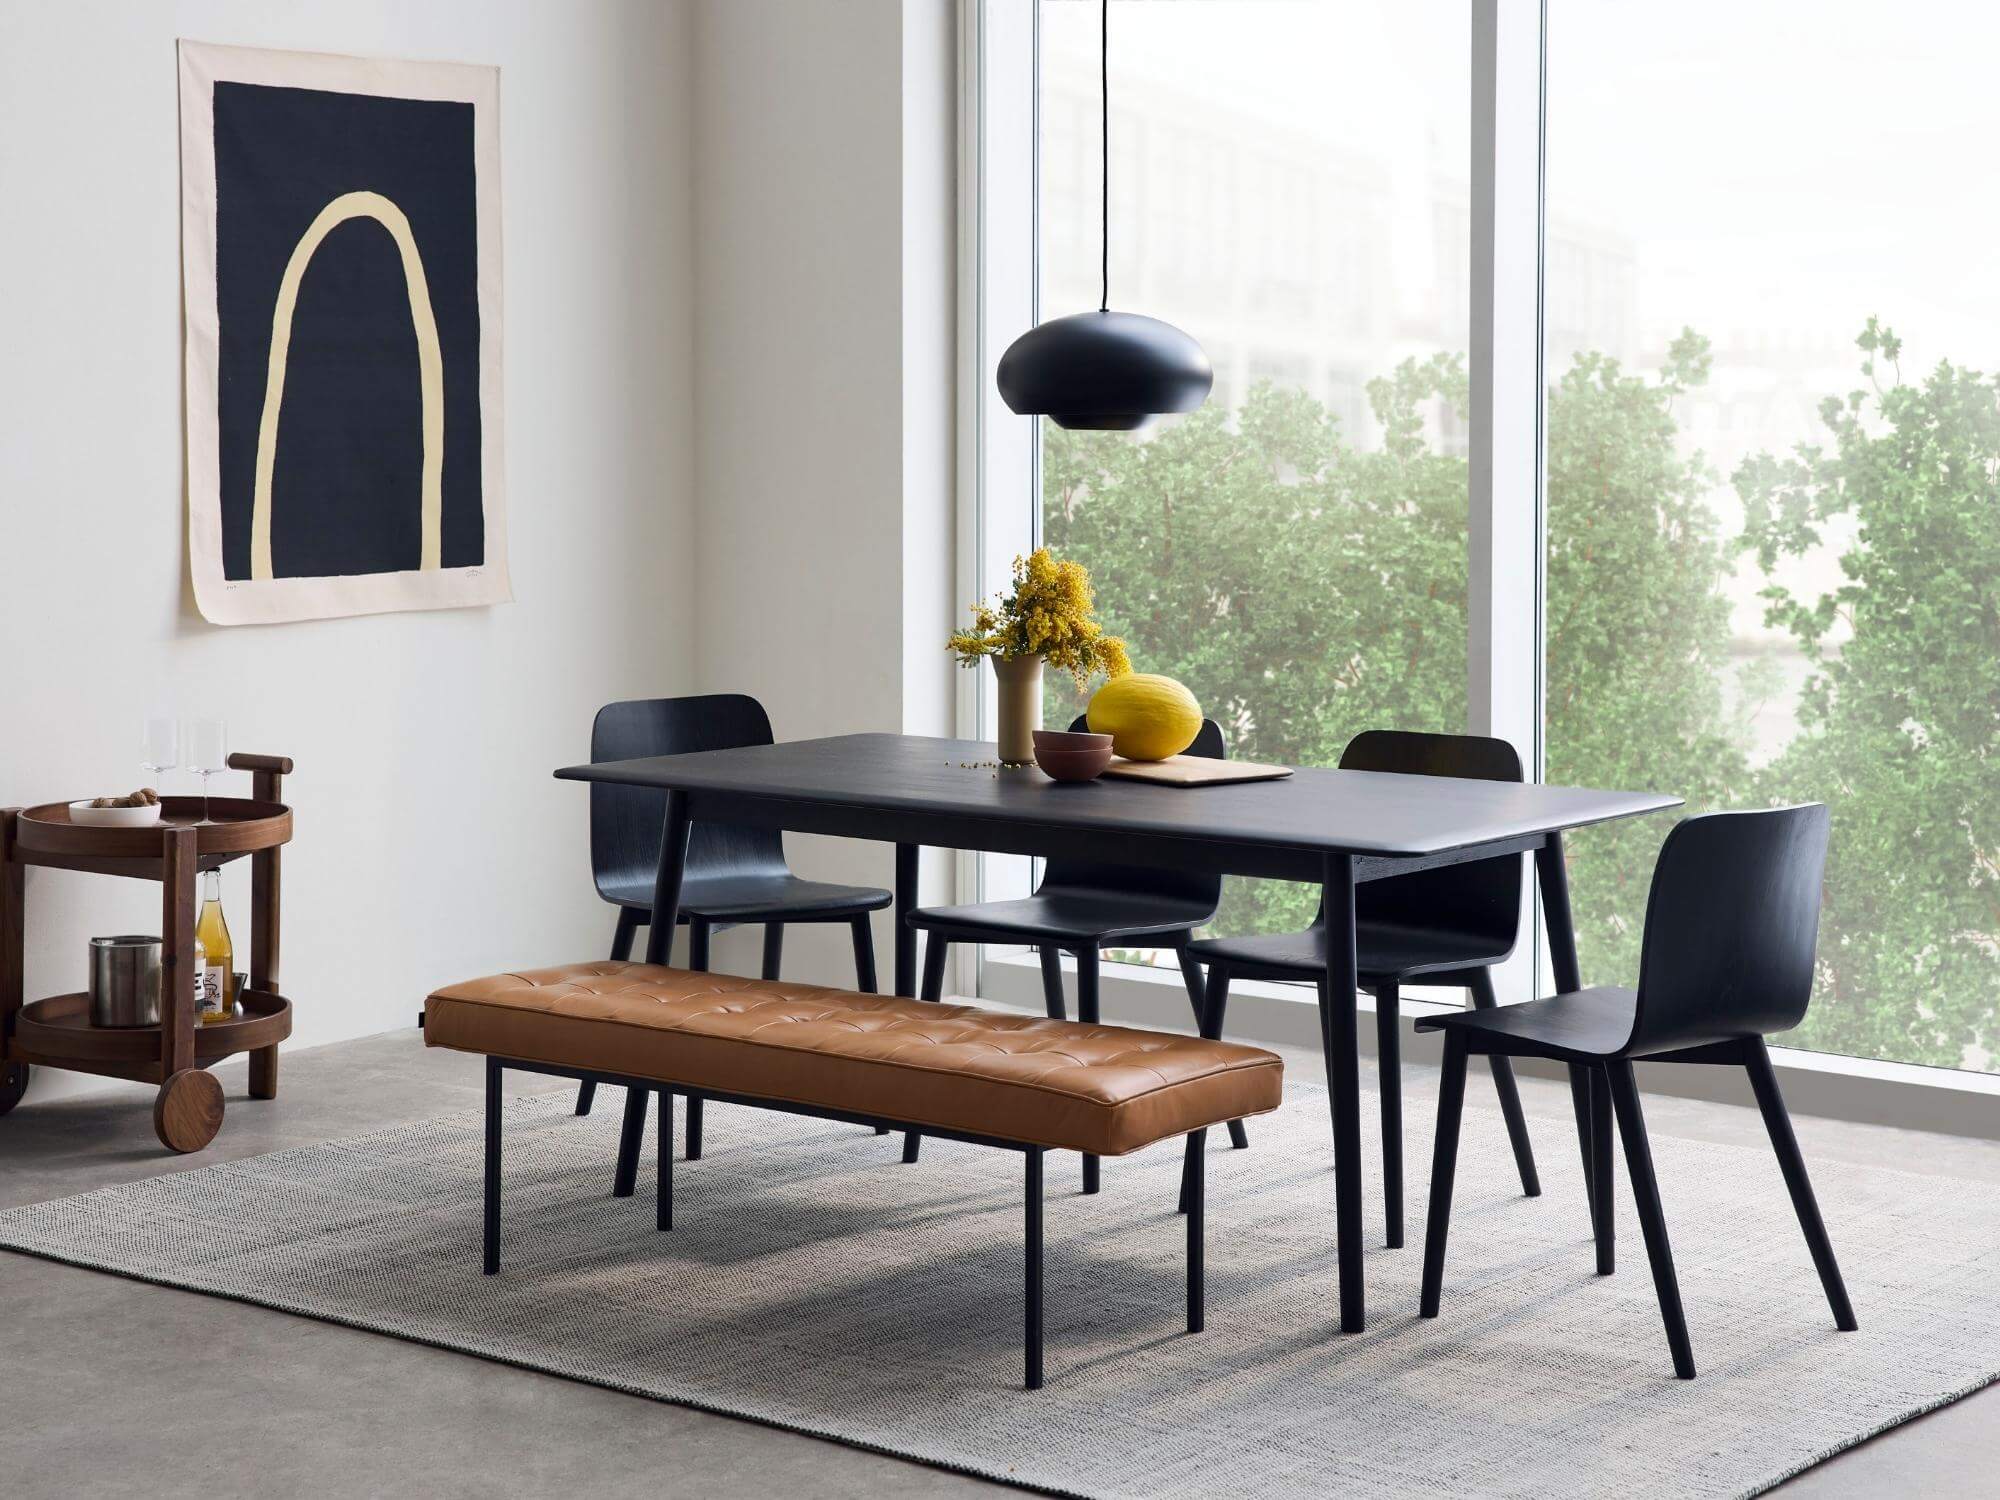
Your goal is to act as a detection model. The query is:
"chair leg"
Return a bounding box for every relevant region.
[686,917,709,1161]
[1466,968,1539,1196]
[761,923,784,981]
[920,931,949,1001]
[1025,1147,1045,1390]
[1591,1062,1615,1275]
[850,915,878,993]
[1038,944,1068,1019]
[1376,982,1404,1249]
[484,1057,501,1275]
[657,1087,673,1231]
[1569,1063,1601,1240]
[1076,949,1101,1195]
[1745,1040,1858,1331]
[579,908,644,1117]
[1419,1033,1470,1317]
[613,1084,649,1197]
[1186,1127,1208,1334]
[1605,1060,1697,1379]
[1179,954,1247,1151]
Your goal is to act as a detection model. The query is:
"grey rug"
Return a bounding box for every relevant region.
[2,1081,1996,1499]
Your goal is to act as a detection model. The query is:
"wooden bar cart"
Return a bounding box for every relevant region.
[0,753,296,1153]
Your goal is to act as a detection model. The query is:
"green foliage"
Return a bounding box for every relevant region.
[1739,319,2000,1067]
[1042,320,1999,1072]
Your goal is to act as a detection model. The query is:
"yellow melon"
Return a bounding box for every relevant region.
[1087,674,1202,761]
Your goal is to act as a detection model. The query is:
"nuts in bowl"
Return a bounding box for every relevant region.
[70,789,164,827]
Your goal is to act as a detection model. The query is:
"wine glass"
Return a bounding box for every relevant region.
[141,717,180,795]
[186,719,228,825]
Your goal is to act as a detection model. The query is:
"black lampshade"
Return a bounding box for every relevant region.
[997,310,1213,431]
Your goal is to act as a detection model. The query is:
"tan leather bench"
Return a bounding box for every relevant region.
[425,961,1283,1387]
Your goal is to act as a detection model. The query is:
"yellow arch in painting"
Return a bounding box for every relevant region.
[251,190,445,581]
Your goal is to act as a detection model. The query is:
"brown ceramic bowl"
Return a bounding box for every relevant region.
[1032,728,1114,783]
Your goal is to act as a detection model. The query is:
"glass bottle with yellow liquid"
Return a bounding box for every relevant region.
[196,869,235,1025]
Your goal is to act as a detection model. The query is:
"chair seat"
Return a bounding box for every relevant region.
[1187,920,1513,984]
[908,888,1216,945]
[1415,986,1640,1060]
[603,873,892,922]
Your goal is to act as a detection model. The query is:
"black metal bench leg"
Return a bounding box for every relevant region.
[1745,1040,1857,1331]
[484,1057,502,1274]
[1025,1147,1045,1390]
[1591,1061,1615,1275]
[578,908,644,1117]
[1606,1060,1697,1379]
[658,1088,674,1231]
[1466,967,1539,1196]
[1186,1127,1207,1333]
[1376,982,1403,1249]
[1419,1032,1469,1318]
[613,1084,649,1197]
[1076,950,1101,1195]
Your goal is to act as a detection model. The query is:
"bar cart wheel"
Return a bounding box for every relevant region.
[0,1060,26,1115]
[155,1067,224,1153]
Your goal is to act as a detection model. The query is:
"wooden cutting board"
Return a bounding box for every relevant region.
[1098,755,1295,787]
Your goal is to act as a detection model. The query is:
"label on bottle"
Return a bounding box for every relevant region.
[202,965,227,1016]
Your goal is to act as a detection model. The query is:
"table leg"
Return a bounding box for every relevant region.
[1536,832,1600,1235]
[1319,851,1365,1333]
[893,843,919,998]
[893,842,920,1161]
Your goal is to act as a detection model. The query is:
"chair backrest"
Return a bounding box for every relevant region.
[1340,730,1524,955]
[1038,715,1229,910]
[1627,804,1830,1055]
[589,695,788,902]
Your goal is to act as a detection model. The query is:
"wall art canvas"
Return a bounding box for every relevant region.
[179,41,508,624]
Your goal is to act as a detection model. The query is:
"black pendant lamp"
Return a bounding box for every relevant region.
[996,0,1212,431]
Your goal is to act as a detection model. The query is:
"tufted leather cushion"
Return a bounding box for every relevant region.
[425,962,1282,1156]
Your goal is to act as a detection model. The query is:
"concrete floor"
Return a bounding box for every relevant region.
[2,1027,1995,1499]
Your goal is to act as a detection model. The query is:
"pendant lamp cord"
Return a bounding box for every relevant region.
[1099,0,1110,313]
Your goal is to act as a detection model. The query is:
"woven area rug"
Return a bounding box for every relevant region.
[2,1081,1996,1498]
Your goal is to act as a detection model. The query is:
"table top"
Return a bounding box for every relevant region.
[556,733,1681,858]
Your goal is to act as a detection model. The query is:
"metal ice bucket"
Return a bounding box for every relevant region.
[89,935,163,1028]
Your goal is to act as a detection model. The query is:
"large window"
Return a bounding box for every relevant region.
[1036,0,1471,946]
[975,1,2000,1077]
[1545,1,2000,1072]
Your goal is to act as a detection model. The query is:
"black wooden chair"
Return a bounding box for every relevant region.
[576,695,892,1160]
[1416,804,1856,1379]
[902,716,1229,1191]
[1178,730,1541,1244]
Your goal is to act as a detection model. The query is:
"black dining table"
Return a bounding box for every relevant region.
[556,731,1680,1333]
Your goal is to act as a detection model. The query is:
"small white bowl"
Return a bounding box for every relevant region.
[69,800,163,828]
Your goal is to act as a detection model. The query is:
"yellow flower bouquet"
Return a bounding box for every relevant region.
[947,548,1130,688]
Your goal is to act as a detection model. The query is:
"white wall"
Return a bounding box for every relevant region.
[690,0,958,981]
[0,0,697,1101]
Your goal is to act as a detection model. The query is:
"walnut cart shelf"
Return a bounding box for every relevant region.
[0,753,296,1152]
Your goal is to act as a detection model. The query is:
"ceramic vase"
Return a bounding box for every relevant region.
[991,654,1044,765]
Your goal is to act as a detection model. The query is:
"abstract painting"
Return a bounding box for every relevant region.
[179,41,507,624]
